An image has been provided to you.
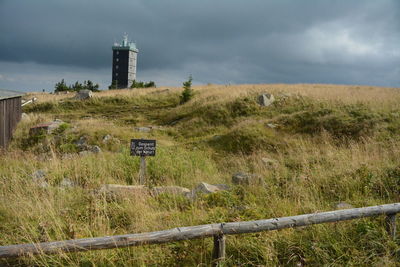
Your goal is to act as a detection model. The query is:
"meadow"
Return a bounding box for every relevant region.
[1,83,400,266]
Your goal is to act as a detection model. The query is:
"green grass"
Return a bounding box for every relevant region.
[2,84,400,266]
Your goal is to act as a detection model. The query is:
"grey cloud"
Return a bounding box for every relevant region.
[0,0,399,92]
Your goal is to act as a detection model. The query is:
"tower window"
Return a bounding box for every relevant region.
[116,73,118,76]
[116,58,119,62]
[116,51,119,55]
[116,65,119,69]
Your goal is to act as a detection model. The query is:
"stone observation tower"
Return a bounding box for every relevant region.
[111,34,138,88]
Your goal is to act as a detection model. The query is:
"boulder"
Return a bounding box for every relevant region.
[232,172,262,185]
[151,186,191,197]
[266,123,277,129]
[102,134,112,143]
[134,127,151,133]
[75,89,93,100]
[335,202,354,210]
[29,119,64,136]
[258,93,275,107]
[192,182,229,195]
[78,151,92,156]
[32,170,49,188]
[60,178,75,188]
[90,145,102,154]
[99,184,149,196]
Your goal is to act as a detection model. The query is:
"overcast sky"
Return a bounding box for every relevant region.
[0,0,399,92]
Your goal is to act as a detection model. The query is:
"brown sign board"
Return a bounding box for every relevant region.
[130,139,156,156]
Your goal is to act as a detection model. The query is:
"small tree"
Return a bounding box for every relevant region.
[54,79,69,93]
[180,75,193,104]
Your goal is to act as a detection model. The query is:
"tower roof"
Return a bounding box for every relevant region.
[112,34,138,52]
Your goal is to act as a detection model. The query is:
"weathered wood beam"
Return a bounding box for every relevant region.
[385,213,396,239]
[0,203,399,258]
[212,234,226,266]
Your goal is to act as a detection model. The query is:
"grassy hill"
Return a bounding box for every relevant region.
[1,83,400,266]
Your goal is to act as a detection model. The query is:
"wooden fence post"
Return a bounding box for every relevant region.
[385,213,396,239]
[212,234,226,266]
[139,156,146,185]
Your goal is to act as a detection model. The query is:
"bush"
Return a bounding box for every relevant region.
[130,80,156,89]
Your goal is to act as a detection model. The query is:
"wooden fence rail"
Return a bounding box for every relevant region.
[0,203,399,265]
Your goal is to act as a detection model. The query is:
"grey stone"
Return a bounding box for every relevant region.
[151,186,191,197]
[74,136,87,146]
[134,127,151,133]
[266,123,277,129]
[32,170,46,180]
[78,151,92,156]
[61,153,76,160]
[90,145,102,154]
[193,182,228,195]
[232,172,262,185]
[75,89,93,100]
[21,113,29,121]
[99,184,149,196]
[60,178,75,188]
[32,170,49,188]
[335,202,354,210]
[258,93,275,107]
[102,134,112,143]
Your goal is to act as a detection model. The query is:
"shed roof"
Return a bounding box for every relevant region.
[0,89,24,101]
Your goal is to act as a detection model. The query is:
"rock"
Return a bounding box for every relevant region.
[75,89,93,100]
[151,186,191,197]
[32,170,49,188]
[102,134,112,143]
[261,157,278,168]
[134,127,151,133]
[61,153,76,160]
[21,113,29,121]
[232,172,262,185]
[60,178,75,188]
[99,184,149,196]
[335,202,354,210]
[266,123,277,129]
[74,136,87,147]
[78,151,92,156]
[90,145,102,154]
[258,93,275,107]
[193,182,229,195]
[29,120,64,136]
[32,170,46,180]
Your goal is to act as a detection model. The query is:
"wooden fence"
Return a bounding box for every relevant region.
[0,203,399,265]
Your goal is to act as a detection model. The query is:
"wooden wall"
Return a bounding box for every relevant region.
[0,96,22,148]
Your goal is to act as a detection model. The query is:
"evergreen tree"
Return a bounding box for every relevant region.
[180,75,193,104]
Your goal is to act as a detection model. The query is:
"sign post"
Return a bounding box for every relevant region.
[130,139,156,185]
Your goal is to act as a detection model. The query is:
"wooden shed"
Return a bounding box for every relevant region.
[0,89,23,149]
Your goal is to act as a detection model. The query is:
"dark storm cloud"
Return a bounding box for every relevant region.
[0,0,399,91]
